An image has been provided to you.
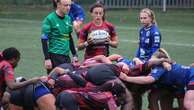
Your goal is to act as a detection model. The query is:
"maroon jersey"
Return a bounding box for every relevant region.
[79,21,117,59]
[63,84,117,110]
[0,60,15,98]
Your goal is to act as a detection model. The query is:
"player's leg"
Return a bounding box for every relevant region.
[160,90,174,110]
[34,84,56,110]
[56,91,79,110]
[184,90,194,110]
[114,79,134,110]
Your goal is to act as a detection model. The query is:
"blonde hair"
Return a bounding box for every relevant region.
[152,48,171,59]
[140,8,157,25]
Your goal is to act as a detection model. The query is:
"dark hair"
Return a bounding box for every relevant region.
[111,83,126,97]
[89,2,106,21]
[2,47,20,61]
[94,81,126,97]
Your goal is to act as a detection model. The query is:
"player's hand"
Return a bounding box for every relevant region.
[72,56,81,68]
[163,62,172,71]
[87,37,94,45]
[104,36,111,45]
[45,59,52,69]
[133,57,143,65]
[30,77,41,83]
[121,63,130,74]
[1,92,10,105]
[119,72,128,81]
[73,21,82,33]
[39,76,48,82]
[47,79,55,88]
[190,63,194,67]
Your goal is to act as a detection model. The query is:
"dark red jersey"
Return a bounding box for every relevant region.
[79,21,117,59]
[0,60,15,98]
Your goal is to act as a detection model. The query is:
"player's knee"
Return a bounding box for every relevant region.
[37,94,56,110]
[184,99,193,110]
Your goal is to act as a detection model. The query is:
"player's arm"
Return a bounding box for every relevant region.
[91,55,112,64]
[77,39,88,50]
[107,35,118,48]
[41,36,49,60]
[6,78,40,90]
[119,72,155,84]
[150,31,161,54]
[4,67,40,90]
[107,54,123,62]
[69,33,78,62]
[77,28,89,50]
[41,18,52,69]
[107,25,118,48]
[148,58,173,68]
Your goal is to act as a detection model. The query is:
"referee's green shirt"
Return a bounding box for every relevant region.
[42,12,73,55]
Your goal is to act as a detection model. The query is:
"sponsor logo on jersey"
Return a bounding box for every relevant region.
[154,36,160,43]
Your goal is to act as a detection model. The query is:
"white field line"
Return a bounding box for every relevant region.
[1,18,193,47]
[1,18,193,34]
[120,39,194,47]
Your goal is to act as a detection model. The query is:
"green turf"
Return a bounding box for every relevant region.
[0,6,194,109]
[0,6,194,76]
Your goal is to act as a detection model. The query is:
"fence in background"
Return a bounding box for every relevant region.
[99,0,194,11]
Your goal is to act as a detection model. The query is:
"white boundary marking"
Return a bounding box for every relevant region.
[116,26,194,47]
[1,19,193,47]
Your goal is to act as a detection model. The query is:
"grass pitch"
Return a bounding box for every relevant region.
[0,6,194,109]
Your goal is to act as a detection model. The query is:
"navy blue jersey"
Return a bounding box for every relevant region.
[68,2,85,22]
[150,64,194,89]
[136,24,161,61]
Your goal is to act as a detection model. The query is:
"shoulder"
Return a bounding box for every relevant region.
[151,25,160,34]
[82,22,93,30]
[43,12,56,21]
[46,12,56,19]
[139,26,144,32]
[151,66,165,73]
[0,61,13,70]
[104,21,115,27]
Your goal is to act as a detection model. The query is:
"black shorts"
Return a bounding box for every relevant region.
[58,63,74,72]
[10,84,34,109]
[49,53,71,68]
[10,83,51,109]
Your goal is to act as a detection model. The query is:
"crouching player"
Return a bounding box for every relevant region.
[8,79,56,110]
[0,47,44,109]
[47,63,133,110]
[56,80,126,110]
[119,48,194,110]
